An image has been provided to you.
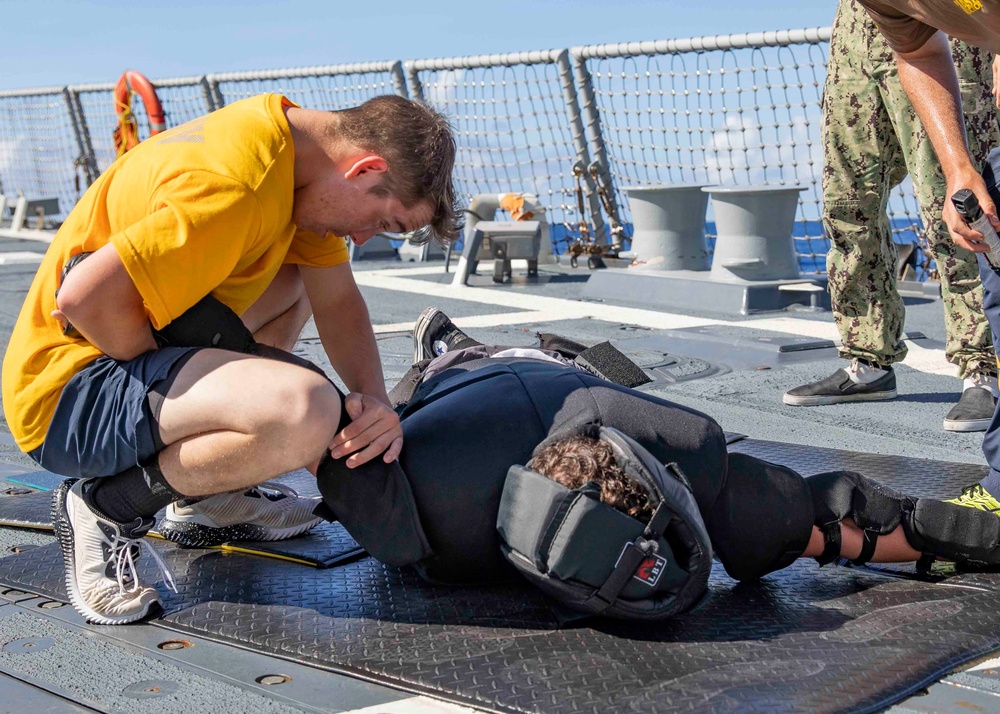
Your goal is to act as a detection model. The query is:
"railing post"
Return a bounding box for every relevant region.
[63,87,99,188]
[390,61,409,98]
[404,61,425,103]
[206,75,225,109]
[198,75,218,112]
[571,48,621,247]
[555,50,606,243]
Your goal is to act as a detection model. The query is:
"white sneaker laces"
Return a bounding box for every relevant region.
[110,534,177,596]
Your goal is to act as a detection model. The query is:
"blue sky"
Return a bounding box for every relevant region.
[1,1,834,91]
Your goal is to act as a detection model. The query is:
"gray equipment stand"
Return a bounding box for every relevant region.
[452,221,542,285]
[398,238,445,262]
[584,184,829,315]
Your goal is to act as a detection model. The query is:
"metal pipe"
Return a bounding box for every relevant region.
[575,27,831,59]
[556,50,606,243]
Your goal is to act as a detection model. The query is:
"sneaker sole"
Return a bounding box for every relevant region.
[51,480,159,625]
[156,517,323,548]
[412,308,441,364]
[782,389,898,406]
[943,417,993,432]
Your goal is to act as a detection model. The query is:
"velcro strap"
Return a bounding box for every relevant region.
[574,342,651,388]
[851,529,879,566]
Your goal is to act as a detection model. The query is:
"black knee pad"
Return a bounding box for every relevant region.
[152,295,257,354]
[807,470,909,566]
[705,454,814,581]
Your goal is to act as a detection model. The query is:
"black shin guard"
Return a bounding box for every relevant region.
[807,471,1000,567]
[902,499,1000,566]
[807,471,907,566]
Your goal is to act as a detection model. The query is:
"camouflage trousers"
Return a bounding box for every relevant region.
[823,0,997,377]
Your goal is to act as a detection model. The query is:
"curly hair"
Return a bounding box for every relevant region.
[528,436,654,520]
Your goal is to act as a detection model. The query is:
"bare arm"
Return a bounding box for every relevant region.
[300,262,402,466]
[993,54,1000,109]
[896,31,1000,251]
[53,243,157,360]
[300,262,388,400]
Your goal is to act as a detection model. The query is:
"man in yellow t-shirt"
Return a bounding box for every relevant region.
[0,93,458,624]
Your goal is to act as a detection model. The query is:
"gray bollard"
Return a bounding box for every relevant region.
[705,185,805,282]
[623,185,710,271]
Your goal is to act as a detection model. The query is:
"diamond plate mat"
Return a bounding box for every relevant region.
[1,441,999,714]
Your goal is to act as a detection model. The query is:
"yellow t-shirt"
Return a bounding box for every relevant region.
[2,93,349,453]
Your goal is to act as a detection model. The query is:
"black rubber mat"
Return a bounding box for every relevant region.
[730,438,988,497]
[1,440,999,713]
[0,471,364,568]
[0,490,51,530]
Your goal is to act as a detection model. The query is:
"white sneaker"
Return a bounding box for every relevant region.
[158,481,323,547]
[52,478,174,625]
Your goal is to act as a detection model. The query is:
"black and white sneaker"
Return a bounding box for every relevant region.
[52,478,173,625]
[943,373,998,432]
[412,307,479,363]
[158,482,323,547]
[783,360,897,406]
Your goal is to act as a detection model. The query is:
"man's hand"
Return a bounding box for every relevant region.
[944,169,1000,253]
[329,393,403,467]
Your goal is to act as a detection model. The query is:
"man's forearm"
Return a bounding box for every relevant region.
[65,306,158,361]
[316,292,389,402]
[895,36,974,184]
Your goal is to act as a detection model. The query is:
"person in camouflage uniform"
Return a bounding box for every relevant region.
[784,0,999,432]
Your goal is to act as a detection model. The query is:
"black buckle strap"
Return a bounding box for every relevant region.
[586,500,673,611]
[851,529,879,566]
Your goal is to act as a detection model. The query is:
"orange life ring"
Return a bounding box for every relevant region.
[113,70,166,158]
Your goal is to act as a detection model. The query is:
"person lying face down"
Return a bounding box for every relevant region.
[315,308,1000,621]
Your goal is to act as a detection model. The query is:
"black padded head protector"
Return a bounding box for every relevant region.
[497,425,712,621]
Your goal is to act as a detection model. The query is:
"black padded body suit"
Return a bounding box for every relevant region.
[387,358,811,584]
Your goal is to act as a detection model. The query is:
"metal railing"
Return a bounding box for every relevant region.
[406,50,604,250]
[573,29,832,271]
[0,27,934,276]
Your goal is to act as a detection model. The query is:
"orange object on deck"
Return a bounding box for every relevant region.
[113,70,166,158]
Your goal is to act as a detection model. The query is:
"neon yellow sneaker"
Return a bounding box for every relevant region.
[944,484,1000,514]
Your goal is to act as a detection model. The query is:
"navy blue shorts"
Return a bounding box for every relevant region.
[28,347,199,478]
